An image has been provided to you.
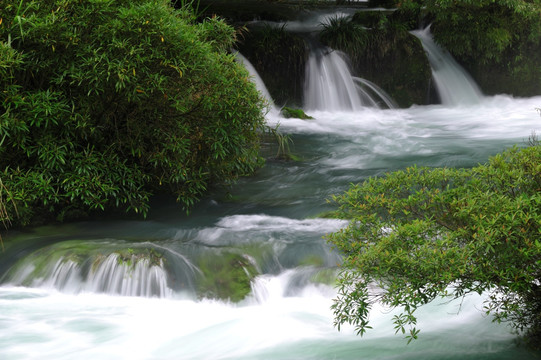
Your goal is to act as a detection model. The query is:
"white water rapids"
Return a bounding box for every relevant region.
[2,94,540,358]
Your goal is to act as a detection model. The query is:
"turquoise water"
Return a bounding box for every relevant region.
[1,95,541,359]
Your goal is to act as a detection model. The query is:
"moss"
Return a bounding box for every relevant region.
[196,251,258,302]
[280,107,313,120]
[298,254,325,267]
[114,247,164,268]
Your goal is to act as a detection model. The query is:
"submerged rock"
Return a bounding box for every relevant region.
[280,107,314,119]
[196,251,258,302]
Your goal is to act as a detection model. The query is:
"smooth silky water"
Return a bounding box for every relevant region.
[1,22,541,360]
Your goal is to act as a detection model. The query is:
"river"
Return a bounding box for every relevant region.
[1,23,541,360]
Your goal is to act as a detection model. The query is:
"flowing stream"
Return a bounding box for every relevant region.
[1,22,541,360]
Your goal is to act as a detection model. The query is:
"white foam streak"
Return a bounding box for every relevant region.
[193,214,348,246]
[267,96,541,142]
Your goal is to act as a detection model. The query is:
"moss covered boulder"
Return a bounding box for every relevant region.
[196,251,258,302]
[280,107,313,119]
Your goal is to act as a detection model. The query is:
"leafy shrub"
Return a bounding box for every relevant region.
[0,0,266,225]
[328,144,541,345]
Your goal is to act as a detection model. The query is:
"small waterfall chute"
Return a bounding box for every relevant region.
[0,241,190,298]
[304,48,396,111]
[412,26,483,106]
[353,77,398,109]
[86,253,172,297]
[235,51,279,115]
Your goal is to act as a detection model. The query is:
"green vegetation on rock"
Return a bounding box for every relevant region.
[196,251,258,302]
[328,143,541,345]
[0,0,266,227]
[280,107,313,120]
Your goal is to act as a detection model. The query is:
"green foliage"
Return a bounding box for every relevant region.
[427,0,541,65]
[328,144,541,345]
[0,0,266,225]
[319,16,368,64]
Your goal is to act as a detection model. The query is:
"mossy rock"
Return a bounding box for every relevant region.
[280,107,313,120]
[196,251,258,302]
[2,240,168,286]
[113,247,164,268]
[358,30,431,107]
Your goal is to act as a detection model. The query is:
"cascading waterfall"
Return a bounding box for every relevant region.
[354,77,398,109]
[6,252,173,297]
[412,26,483,106]
[304,47,396,111]
[85,254,171,297]
[2,11,541,360]
[0,242,203,298]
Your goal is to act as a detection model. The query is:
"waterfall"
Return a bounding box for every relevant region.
[85,254,172,297]
[304,48,396,111]
[235,52,279,115]
[412,26,483,106]
[3,243,176,298]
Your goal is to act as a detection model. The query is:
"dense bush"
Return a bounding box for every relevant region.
[0,0,266,226]
[328,144,541,345]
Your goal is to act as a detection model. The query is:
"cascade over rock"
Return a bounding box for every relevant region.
[412,26,483,106]
[319,11,433,107]
[304,47,396,111]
